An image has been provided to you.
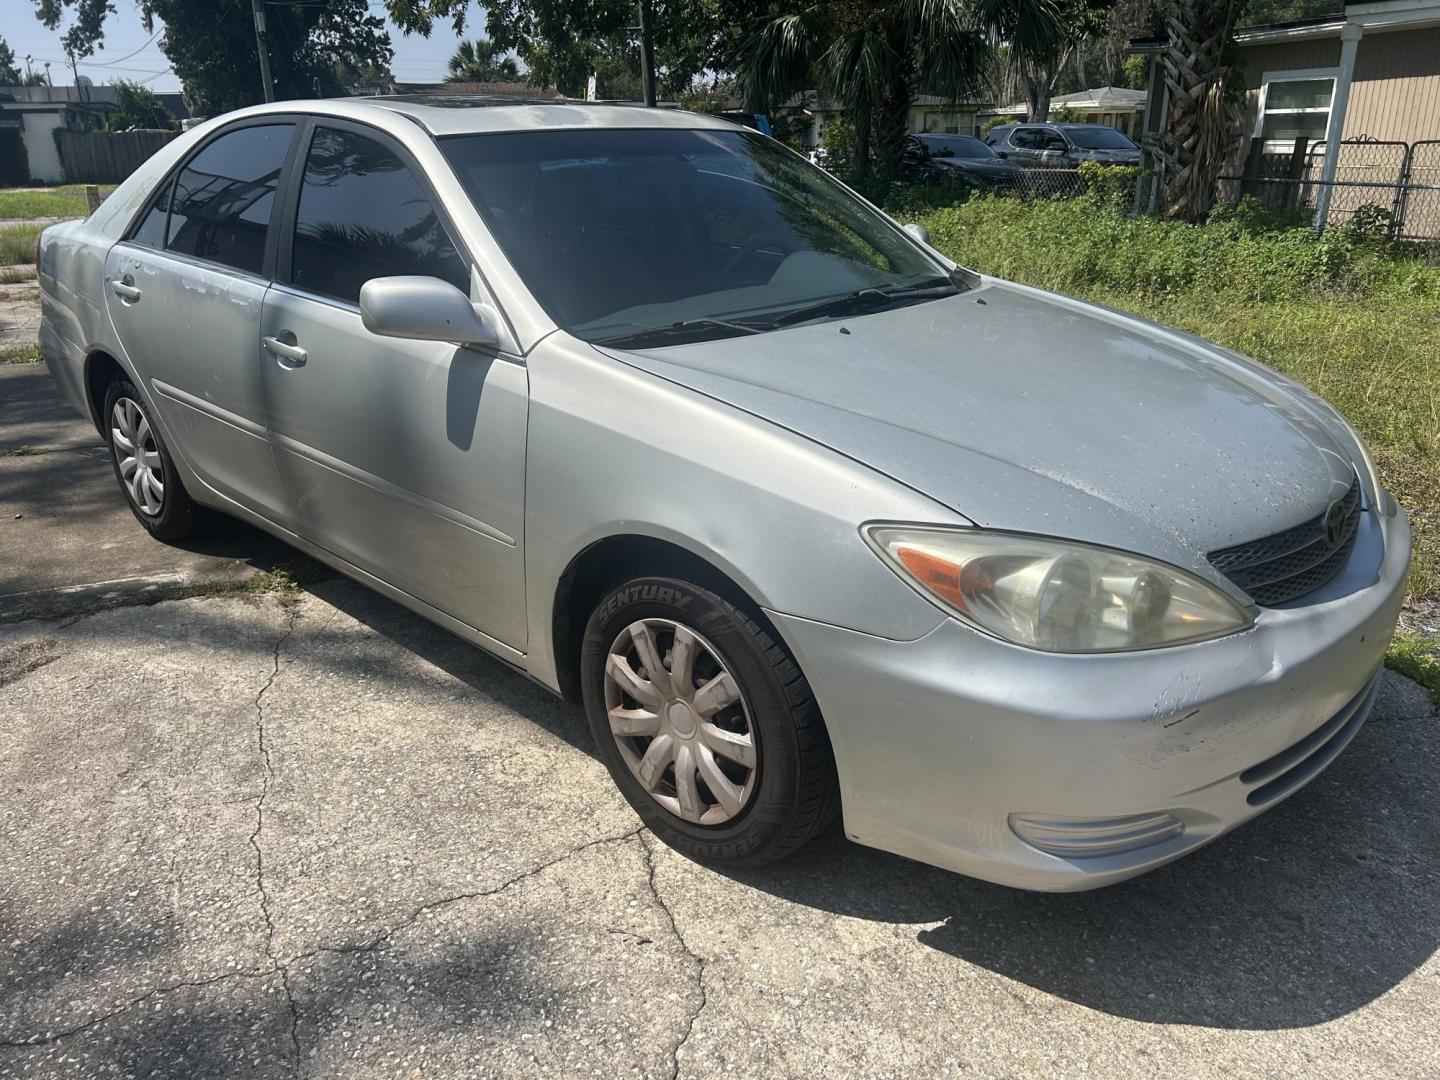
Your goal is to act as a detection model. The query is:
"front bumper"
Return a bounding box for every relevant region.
[770,500,1410,891]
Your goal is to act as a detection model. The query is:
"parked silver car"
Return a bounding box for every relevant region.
[38,97,1408,891]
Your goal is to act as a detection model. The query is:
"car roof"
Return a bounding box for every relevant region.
[360,94,738,136]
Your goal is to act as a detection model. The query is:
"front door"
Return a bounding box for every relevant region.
[260,123,529,649]
[104,121,298,521]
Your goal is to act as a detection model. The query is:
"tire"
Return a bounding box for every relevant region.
[581,573,840,866]
[102,378,199,542]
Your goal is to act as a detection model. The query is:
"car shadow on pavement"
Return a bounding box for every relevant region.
[723,705,1439,1030]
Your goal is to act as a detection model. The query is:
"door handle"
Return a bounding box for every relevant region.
[262,335,308,367]
[111,278,141,301]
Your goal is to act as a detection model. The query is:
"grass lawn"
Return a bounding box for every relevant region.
[0,184,110,221]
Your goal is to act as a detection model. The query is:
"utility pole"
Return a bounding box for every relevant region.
[249,0,276,103]
[68,50,84,101]
[636,0,656,107]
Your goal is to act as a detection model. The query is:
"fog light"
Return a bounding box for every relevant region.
[1009,811,1184,859]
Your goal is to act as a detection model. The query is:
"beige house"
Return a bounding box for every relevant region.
[1238,0,1440,151]
[1237,0,1440,229]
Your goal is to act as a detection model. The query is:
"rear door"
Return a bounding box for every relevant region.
[104,120,299,520]
[1005,127,1046,165]
[259,121,529,649]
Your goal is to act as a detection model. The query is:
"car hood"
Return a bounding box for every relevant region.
[594,280,1358,583]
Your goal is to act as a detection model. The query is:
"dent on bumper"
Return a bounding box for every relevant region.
[771,504,1410,892]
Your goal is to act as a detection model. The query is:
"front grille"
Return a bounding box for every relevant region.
[1208,476,1362,606]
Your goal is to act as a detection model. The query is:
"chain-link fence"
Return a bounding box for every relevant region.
[1215,139,1440,240]
[1399,141,1440,242]
[1008,168,1088,200]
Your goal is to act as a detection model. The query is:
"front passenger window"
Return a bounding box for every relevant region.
[289,127,469,306]
[165,123,295,275]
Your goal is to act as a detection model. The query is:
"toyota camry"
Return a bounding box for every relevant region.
[36,96,1409,891]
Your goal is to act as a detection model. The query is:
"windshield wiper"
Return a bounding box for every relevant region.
[767,280,965,328]
[593,317,766,349]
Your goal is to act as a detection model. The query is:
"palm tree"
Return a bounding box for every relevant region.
[1148,0,1246,221]
[446,38,521,83]
[736,0,1060,178]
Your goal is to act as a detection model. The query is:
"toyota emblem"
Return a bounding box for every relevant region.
[1324,500,1348,548]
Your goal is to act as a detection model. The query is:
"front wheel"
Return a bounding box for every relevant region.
[581,574,840,866]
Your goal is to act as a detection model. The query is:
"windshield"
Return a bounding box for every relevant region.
[441,128,949,343]
[1065,126,1138,150]
[918,135,998,161]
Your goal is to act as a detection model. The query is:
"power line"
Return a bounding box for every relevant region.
[85,26,163,67]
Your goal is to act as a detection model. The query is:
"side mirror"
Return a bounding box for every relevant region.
[359,275,498,348]
[903,222,931,245]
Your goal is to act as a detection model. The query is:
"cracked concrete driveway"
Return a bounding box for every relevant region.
[2,580,1438,1079]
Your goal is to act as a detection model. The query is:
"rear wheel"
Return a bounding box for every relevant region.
[103,378,198,542]
[581,574,840,866]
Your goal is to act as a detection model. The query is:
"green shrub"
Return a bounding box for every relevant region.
[1076,162,1142,208]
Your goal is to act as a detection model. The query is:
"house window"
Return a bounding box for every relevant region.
[1257,71,1336,152]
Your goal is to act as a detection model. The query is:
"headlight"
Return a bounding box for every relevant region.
[863,525,1253,653]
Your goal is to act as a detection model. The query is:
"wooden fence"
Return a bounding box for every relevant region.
[55,129,180,184]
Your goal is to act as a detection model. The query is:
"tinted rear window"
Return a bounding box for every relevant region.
[1065,127,1138,150]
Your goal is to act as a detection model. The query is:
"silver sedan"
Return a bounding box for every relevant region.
[37,97,1409,891]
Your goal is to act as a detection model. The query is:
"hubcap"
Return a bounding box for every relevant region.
[603,618,758,825]
[110,397,165,517]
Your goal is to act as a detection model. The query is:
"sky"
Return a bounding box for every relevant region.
[2,0,485,92]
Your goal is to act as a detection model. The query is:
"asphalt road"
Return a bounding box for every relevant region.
[2,361,1438,1078]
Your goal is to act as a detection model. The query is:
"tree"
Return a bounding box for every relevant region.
[1001,0,1110,122]
[484,0,741,98]
[447,38,520,82]
[106,79,176,130]
[0,36,22,84]
[33,0,393,115]
[1121,52,1148,89]
[736,0,1059,179]
[1149,0,1247,221]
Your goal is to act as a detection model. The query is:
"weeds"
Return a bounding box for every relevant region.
[0,344,41,365]
[1386,633,1440,707]
[0,224,43,266]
